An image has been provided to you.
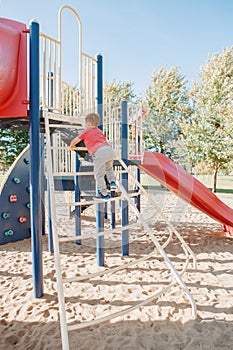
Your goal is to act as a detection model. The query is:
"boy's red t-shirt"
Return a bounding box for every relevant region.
[78,127,110,155]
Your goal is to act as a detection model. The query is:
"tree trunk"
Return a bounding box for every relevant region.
[212,165,218,193]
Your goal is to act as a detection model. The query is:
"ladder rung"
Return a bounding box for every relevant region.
[58,221,140,244]
[48,124,83,129]
[115,170,129,174]
[52,171,94,176]
[55,191,142,208]
[43,111,85,123]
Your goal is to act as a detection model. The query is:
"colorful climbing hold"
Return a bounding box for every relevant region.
[2,212,11,219]
[24,158,30,164]
[19,217,27,223]
[12,177,21,184]
[4,229,14,236]
[9,194,17,202]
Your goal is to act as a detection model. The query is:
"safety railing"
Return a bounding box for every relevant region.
[104,102,144,161]
[39,5,97,116]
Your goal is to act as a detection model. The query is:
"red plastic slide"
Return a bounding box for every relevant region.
[138,152,233,234]
[0,18,27,118]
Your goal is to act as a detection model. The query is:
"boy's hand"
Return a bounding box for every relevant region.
[70,143,77,150]
[70,144,88,151]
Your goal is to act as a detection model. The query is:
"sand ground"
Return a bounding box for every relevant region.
[1,191,233,350]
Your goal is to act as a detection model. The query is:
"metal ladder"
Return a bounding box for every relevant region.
[44,111,197,350]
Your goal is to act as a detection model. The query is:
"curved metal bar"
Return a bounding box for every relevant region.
[58,5,82,109]
[67,283,173,331]
[117,157,197,269]
[63,250,156,283]
[115,159,197,318]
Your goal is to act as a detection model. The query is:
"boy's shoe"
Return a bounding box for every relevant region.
[110,182,117,191]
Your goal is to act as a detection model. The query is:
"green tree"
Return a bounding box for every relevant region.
[143,66,191,160]
[0,129,29,170]
[180,46,233,192]
[104,80,136,109]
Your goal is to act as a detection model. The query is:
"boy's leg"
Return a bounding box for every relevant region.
[93,156,108,195]
[93,146,115,195]
[105,159,116,183]
[103,147,116,184]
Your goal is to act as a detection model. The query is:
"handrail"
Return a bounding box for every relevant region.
[58,5,83,109]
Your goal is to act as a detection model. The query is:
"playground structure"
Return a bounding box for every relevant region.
[1,5,233,350]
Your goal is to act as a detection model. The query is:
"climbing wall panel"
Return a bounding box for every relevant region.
[0,146,31,245]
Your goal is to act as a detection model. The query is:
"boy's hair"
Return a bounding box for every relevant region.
[85,113,100,127]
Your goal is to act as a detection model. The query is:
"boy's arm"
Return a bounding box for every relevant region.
[70,136,81,149]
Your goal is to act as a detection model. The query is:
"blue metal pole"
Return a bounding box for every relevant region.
[96,53,103,129]
[104,202,108,220]
[121,100,129,256]
[74,152,81,244]
[96,53,104,266]
[29,20,43,298]
[96,200,105,266]
[110,191,116,229]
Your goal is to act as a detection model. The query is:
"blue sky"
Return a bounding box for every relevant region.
[1,0,233,95]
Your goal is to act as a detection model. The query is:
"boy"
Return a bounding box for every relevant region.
[70,113,116,200]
